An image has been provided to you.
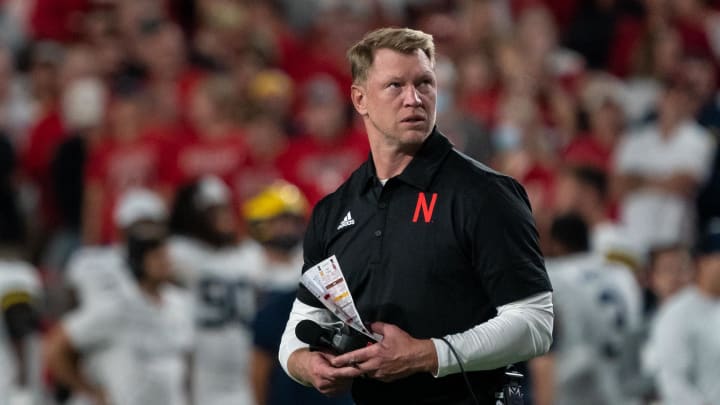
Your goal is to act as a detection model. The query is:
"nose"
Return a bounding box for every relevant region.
[402,85,422,107]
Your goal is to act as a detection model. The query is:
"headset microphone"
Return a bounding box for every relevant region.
[295,320,373,355]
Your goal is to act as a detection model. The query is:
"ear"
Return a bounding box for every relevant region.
[351,84,367,116]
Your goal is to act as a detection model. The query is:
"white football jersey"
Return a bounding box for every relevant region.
[64,283,194,405]
[545,253,642,405]
[644,287,720,405]
[256,248,304,293]
[169,236,265,405]
[0,259,43,405]
[65,245,133,306]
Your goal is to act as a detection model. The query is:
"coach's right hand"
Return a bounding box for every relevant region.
[287,348,364,396]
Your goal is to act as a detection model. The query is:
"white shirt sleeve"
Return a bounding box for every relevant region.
[64,249,95,291]
[167,237,200,285]
[279,292,554,382]
[431,291,554,378]
[614,134,640,174]
[63,302,120,351]
[278,299,337,385]
[685,130,716,182]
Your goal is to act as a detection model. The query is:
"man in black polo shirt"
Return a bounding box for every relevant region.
[279,27,554,405]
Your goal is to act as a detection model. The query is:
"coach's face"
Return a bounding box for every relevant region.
[352,48,437,149]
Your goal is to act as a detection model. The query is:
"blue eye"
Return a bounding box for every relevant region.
[416,80,434,93]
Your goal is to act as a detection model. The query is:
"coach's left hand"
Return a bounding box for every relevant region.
[330,322,438,382]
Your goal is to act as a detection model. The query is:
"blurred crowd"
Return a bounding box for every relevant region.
[1,0,720,404]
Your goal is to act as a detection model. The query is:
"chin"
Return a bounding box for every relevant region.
[399,127,431,143]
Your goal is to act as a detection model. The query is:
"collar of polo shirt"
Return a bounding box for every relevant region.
[360,126,453,194]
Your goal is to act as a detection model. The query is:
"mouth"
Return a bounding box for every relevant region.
[400,115,426,124]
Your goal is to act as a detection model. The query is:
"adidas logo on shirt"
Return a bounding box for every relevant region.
[337,211,355,230]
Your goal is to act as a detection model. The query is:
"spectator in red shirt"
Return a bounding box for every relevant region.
[456,52,501,129]
[562,73,627,173]
[278,75,369,206]
[115,10,203,132]
[280,3,366,98]
[83,87,162,245]
[21,42,64,190]
[160,74,248,199]
[669,0,716,59]
[455,0,510,57]
[233,108,289,204]
[135,19,199,97]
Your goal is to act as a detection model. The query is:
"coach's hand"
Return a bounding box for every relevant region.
[331,322,438,382]
[288,348,362,396]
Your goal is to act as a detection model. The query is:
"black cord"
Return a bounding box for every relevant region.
[439,337,480,405]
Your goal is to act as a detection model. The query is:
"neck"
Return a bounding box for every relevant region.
[697,277,720,299]
[367,128,427,179]
[265,248,292,263]
[139,280,162,302]
[593,127,617,147]
[659,118,682,139]
[698,285,719,299]
[371,148,415,179]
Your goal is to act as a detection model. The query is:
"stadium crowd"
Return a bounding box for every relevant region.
[1,0,720,404]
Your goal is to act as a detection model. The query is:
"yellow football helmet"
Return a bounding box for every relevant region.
[243,181,309,245]
[243,181,309,223]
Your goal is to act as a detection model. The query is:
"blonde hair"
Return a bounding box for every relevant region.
[347,27,435,84]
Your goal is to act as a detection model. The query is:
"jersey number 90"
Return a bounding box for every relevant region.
[197,277,256,328]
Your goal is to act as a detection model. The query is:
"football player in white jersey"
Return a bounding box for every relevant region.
[643,219,720,404]
[64,188,168,306]
[168,176,264,405]
[531,213,643,405]
[0,251,43,405]
[45,222,194,405]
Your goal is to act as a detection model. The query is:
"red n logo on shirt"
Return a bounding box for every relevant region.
[412,192,438,223]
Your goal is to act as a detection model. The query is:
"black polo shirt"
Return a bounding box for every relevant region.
[297,128,551,405]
